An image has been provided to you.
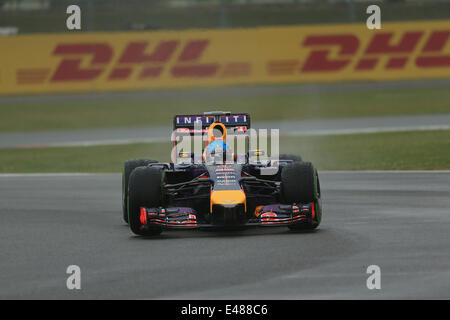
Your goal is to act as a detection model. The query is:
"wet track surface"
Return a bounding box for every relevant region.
[0,171,449,299]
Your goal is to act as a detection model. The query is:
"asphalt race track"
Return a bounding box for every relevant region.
[0,171,449,299]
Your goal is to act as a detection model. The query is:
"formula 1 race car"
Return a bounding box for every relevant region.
[122,111,322,236]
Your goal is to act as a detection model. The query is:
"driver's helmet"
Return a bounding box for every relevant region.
[204,140,233,164]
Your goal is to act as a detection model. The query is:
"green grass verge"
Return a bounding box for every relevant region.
[1,130,448,173]
[1,86,449,133]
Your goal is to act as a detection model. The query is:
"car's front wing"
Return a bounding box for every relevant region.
[138,203,315,231]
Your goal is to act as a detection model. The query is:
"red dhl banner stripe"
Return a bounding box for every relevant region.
[0,20,449,95]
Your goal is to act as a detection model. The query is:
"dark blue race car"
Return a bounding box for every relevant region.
[122,111,322,236]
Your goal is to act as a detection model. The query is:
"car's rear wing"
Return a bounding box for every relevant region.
[173,112,250,134]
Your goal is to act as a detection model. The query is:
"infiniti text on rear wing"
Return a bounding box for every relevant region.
[173,114,251,133]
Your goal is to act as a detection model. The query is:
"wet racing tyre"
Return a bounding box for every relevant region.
[259,154,302,182]
[128,166,164,236]
[281,161,322,230]
[122,159,157,223]
[279,154,302,162]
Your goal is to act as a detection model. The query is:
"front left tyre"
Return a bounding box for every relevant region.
[281,161,322,230]
[122,159,157,223]
[128,166,164,236]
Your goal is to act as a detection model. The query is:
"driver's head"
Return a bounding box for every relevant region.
[204,140,232,164]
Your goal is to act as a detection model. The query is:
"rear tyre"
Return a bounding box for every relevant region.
[281,162,321,230]
[279,154,302,162]
[122,159,157,223]
[128,166,164,236]
[253,154,302,182]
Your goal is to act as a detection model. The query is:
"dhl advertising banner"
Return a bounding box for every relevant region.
[0,20,449,95]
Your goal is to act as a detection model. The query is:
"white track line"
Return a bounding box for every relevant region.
[14,137,166,149]
[11,124,450,149]
[320,170,450,174]
[0,173,101,177]
[284,124,450,137]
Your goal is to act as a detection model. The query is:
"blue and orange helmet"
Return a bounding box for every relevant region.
[204,140,233,164]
